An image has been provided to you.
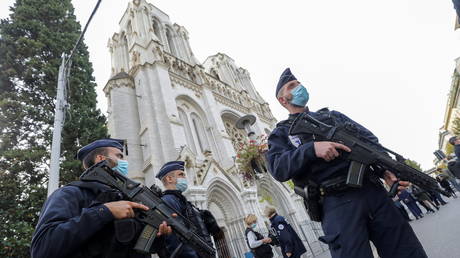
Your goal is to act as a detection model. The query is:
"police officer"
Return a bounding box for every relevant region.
[264,206,306,258]
[31,139,171,258]
[155,160,214,258]
[265,68,427,258]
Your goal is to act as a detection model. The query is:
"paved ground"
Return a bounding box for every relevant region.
[311,196,460,258]
[410,196,460,258]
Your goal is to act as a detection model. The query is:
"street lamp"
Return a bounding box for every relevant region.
[235,114,257,141]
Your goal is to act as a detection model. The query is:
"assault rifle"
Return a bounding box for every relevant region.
[289,113,448,197]
[79,161,216,258]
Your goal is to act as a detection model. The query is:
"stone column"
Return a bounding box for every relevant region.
[104,76,144,183]
[132,61,178,186]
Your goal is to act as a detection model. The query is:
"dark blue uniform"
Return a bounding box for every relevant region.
[31,182,148,258]
[266,110,427,258]
[160,191,200,258]
[269,214,306,258]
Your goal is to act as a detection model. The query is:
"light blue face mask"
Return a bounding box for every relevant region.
[176,178,188,192]
[251,223,257,229]
[113,160,129,176]
[290,84,309,107]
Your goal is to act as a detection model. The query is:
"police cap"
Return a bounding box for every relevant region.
[76,138,124,161]
[156,161,185,179]
[276,68,297,97]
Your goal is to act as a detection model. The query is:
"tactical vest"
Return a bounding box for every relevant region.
[67,181,148,258]
[162,190,215,252]
[244,228,273,258]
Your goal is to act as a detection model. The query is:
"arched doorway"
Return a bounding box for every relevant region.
[207,178,246,258]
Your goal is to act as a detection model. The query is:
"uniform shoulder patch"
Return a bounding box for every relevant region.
[316,107,330,113]
[288,135,301,147]
[278,224,285,230]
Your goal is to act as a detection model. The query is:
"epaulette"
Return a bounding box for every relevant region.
[316,107,330,113]
[276,119,293,128]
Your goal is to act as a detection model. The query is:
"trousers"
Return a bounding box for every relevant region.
[319,182,427,258]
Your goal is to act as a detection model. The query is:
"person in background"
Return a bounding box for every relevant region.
[412,186,438,213]
[398,189,424,220]
[392,196,411,221]
[427,190,447,207]
[244,214,274,258]
[264,206,306,258]
[437,175,457,198]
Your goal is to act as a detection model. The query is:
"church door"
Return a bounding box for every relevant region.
[213,227,231,258]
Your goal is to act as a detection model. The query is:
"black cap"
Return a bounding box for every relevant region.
[156,161,185,179]
[276,68,297,97]
[76,138,124,161]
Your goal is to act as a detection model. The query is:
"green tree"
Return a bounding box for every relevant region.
[451,116,460,136]
[0,1,107,256]
[404,159,423,171]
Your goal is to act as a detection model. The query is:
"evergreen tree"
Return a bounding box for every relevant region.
[0,0,107,256]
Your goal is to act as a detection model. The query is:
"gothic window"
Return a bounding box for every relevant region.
[166,28,176,56]
[127,21,133,35]
[152,18,161,42]
[178,108,197,153]
[122,35,129,71]
[191,113,210,154]
[223,118,247,151]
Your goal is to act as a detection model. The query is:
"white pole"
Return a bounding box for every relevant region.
[47,53,67,197]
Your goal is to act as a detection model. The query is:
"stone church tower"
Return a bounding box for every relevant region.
[103,0,326,257]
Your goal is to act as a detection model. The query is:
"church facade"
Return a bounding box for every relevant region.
[103,0,327,257]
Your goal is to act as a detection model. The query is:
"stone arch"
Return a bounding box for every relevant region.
[165,26,177,55]
[176,95,217,157]
[257,175,295,221]
[151,16,163,43]
[119,32,129,72]
[206,177,246,258]
[207,178,244,220]
[177,107,196,153]
[221,110,247,151]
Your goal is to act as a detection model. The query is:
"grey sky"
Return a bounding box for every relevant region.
[1,0,459,170]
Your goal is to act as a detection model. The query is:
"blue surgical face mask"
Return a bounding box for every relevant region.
[289,84,309,107]
[176,178,188,192]
[251,223,257,229]
[113,160,129,176]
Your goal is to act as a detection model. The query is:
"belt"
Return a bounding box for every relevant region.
[319,173,381,196]
[319,176,349,196]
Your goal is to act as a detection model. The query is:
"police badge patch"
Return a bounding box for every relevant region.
[288,135,301,148]
[278,224,285,230]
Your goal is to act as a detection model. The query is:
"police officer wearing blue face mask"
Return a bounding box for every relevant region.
[265,68,427,258]
[31,138,173,258]
[155,161,214,258]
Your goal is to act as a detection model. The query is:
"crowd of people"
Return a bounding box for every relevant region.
[393,175,458,221]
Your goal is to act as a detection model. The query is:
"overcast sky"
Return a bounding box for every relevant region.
[1,0,459,170]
